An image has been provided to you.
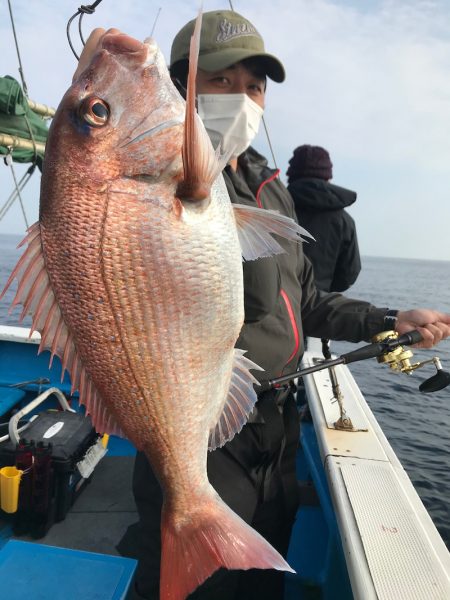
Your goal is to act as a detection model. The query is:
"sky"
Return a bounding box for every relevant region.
[1,0,450,260]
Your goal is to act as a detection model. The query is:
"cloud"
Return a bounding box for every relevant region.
[254,0,450,168]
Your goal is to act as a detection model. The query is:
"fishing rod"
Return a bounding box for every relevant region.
[260,329,450,394]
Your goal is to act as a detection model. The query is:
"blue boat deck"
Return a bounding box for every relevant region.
[0,330,353,599]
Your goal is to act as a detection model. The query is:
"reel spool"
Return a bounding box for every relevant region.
[372,330,450,393]
[372,331,415,372]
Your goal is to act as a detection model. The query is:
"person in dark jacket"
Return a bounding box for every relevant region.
[287,144,361,293]
[74,10,450,600]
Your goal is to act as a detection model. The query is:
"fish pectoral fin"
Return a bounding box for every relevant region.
[176,10,227,203]
[208,349,263,451]
[233,203,315,261]
[1,222,124,438]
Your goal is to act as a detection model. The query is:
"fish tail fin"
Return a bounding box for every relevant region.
[177,9,225,203]
[160,492,294,600]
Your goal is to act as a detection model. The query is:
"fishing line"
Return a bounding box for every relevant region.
[227,0,279,170]
[261,116,279,171]
[67,0,105,60]
[150,7,162,37]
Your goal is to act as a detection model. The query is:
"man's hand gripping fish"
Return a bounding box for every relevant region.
[1,13,311,600]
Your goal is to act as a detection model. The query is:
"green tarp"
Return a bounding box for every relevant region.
[0,75,48,166]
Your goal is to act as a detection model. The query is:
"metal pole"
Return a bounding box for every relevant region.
[27,99,55,118]
[0,133,45,155]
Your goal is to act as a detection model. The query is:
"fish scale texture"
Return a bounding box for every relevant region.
[99,179,245,487]
[40,171,244,490]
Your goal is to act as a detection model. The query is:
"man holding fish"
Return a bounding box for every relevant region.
[102,10,449,600]
[12,8,450,600]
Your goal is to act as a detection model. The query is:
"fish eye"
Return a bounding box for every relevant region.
[79,97,110,127]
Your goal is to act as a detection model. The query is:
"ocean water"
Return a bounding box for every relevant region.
[0,235,449,547]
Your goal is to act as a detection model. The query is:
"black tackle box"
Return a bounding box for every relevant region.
[0,409,100,537]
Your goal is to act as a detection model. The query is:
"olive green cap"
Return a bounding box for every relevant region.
[170,10,285,83]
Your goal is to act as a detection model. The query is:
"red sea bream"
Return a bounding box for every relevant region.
[1,14,310,600]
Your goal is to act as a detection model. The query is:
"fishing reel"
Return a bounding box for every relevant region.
[261,329,450,394]
[372,330,450,393]
[260,329,450,432]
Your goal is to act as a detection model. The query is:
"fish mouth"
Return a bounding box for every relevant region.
[103,33,147,56]
[120,117,184,148]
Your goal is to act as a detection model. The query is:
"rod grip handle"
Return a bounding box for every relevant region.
[342,343,385,364]
[396,330,423,346]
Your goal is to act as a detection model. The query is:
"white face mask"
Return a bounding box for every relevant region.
[197,93,264,159]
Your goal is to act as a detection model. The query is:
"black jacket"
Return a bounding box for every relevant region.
[223,148,386,383]
[287,178,361,292]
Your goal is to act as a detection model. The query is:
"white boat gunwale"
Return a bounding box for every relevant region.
[302,338,450,600]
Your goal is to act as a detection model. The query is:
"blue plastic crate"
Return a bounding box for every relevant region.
[0,540,137,599]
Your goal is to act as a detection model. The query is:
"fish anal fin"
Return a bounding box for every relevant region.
[233,203,315,261]
[177,10,225,203]
[160,492,294,600]
[1,223,124,438]
[208,349,263,451]
[75,365,124,437]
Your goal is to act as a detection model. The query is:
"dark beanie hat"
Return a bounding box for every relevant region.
[286,145,333,182]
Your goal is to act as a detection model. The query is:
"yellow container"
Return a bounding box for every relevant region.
[0,466,23,513]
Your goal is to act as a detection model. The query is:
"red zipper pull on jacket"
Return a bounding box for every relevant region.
[256,169,280,208]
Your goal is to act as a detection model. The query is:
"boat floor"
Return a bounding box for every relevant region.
[0,456,138,555]
[0,454,323,600]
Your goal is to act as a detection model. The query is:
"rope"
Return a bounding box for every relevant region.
[7,157,30,229]
[7,0,40,165]
[7,0,29,97]
[0,165,34,222]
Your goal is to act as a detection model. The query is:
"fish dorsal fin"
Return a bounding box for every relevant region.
[208,349,263,451]
[176,10,226,202]
[233,203,315,261]
[0,223,123,437]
